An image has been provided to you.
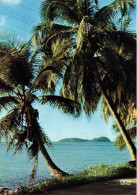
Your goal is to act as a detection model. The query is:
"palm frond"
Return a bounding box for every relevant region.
[0,78,13,93]
[0,96,18,112]
[7,129,27,152]
[31,64,64,94]
[27,141,39,159]
[41,0,79,25]
[0,54,34,87]
[82,62,101,115]
[100,96,111,123]
[38,126,52,148]
[41,95,81,117]
[115,127,136,150]
[0,109,20,138]
[94,0,98,6]
[32,22,75,48]
[0,34,34,87]
[0,32,23,51]
[6,133,17,151]
[73,16,89,55]
[94,0,135,24]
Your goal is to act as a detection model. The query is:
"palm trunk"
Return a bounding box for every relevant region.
[95,67,136,161]
[38,139,69,178]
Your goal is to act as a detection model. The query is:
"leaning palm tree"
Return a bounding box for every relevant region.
[0,35,81,178]
[30,0,136,160]
[100,14,136,153]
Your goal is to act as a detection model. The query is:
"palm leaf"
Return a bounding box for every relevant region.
[31,65,63,94]
[94,0,135,24]
[115,127,136,150]
[38,126,52,148]
[0,78,13,92]
[7,129,27,152]
[0,33,23,50]
[0,34,34,87]
[73,16,89,55]
[32,22,75,47]
[41,0,79,24]
[27,141,39,159]
[41,95,81,117]
[0,54,34,87]
[0,96,18,112]
[0,109,20,138]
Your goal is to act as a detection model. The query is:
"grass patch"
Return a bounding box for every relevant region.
[16,163,136,194]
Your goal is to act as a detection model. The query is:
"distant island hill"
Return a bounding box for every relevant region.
[59,137,111,142]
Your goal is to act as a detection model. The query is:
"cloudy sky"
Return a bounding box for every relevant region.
[0,0,136,141]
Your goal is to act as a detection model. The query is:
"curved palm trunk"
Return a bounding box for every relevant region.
[95,67,136,161]
[38,139,69,178]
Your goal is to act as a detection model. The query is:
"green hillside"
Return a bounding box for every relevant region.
[90,137,111,142]
[59,138,88,142]
[59,137,111,142]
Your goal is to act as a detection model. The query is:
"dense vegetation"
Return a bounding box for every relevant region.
[30,0,136,160]
[90,137,111,142]
[59,137,111,142]
[59,138,89,142]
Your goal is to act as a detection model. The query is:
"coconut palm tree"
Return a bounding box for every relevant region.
[100,15,136,153]
[30,0,136,160]
[0,35,81,178]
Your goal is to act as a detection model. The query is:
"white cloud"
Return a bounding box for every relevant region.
[0,0,21,4]
[0,16,6,26]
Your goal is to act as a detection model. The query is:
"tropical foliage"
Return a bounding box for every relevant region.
[0,35,81,179]
[100,15,136,149]
[29,0,136,160]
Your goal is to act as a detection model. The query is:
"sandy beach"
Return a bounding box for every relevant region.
[44,178,136,195]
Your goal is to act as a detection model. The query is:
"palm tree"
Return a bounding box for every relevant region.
[30,0,136,160]
[100,15,136,154]
[0,35,81,178]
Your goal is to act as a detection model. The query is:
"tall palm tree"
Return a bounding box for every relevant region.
[100,15,136,152]
[30,0,136,160]
[0,35,81,178]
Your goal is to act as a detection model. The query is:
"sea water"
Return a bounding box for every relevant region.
[0,142,131,189]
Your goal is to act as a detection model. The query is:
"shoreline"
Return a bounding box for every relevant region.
[1,177,136,195]
[0,163,136,194]
[10,163,136,194]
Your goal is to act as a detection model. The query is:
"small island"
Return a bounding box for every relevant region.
[59,137,111,142]
[90,137,111,142]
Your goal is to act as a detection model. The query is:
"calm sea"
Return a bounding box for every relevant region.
[0,142,131,189]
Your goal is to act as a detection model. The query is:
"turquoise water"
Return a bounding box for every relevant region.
[0,142,131,189]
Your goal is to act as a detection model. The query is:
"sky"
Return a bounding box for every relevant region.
[0,0,136,142]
